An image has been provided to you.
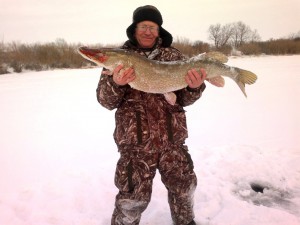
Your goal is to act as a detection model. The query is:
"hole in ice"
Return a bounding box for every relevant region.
[233,180,299,216]
[250,183,265,193]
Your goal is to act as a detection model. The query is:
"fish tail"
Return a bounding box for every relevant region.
[235,68,258,97]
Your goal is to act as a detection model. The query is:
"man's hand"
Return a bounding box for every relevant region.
[113,64,136,86]
[185,68,207,89]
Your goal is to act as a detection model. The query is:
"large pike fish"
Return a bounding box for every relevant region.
[78,47,257,104]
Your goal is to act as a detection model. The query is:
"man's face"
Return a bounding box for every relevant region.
[135,21,159,48]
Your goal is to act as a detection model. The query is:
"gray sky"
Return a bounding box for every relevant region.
[1,0,299,45]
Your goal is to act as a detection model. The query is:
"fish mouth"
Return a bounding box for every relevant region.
[79,47,102,57]
[78,47,108,63]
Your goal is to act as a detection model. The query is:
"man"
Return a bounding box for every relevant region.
[97,5,206,225]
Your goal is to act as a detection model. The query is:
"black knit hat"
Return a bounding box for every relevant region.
[126,5,173,47]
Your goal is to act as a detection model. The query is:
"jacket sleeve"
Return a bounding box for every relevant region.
[175,83,206,107]
[96,68,128,110]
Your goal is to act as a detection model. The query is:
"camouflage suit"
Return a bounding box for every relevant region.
[96,40,206,225]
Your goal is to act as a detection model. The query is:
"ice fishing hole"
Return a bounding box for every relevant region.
[250,183,266,193]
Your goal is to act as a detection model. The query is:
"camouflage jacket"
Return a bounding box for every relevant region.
[96,40,206,149]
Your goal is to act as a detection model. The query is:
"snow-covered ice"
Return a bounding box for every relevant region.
[0,55,300,225]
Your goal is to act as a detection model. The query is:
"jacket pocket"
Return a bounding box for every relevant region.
[167,106,188,143]
[114,109,150,145]
[115,155,134,193]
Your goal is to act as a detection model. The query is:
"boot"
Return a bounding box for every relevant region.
[187,220,196,225]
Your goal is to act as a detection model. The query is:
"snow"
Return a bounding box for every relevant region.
[0,55,300,225]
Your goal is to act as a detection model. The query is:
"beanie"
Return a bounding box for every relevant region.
[133,5,163,26]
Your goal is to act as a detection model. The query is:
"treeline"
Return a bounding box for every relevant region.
[1,32,300,75]
[206,21,300,55]
[0,39,94,74]
[242,38,300,55]
[198,38,300,56]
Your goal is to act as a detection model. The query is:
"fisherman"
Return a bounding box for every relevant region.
[96,5,206,225]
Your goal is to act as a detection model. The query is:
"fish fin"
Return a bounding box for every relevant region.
[236,68,258,97]
[205,51,228,63]
[237,68,258,85]
[206,76,225,87]
[237,81,247,97]
[164,92,177,105]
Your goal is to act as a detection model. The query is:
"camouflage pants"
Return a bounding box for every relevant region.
[111,143,197,225]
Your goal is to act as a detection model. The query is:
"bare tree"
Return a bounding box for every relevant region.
[231,21,261,47]
[220,24,234,47]
[208,21,261,49]
[208,23,222,49]
[208,23,233,49]
[250,29,261,42]
[231,21,249,47]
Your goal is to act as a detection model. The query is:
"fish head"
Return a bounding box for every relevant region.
[78,47,109,66]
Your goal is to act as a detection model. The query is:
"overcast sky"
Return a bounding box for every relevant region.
[1,0,299,45]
